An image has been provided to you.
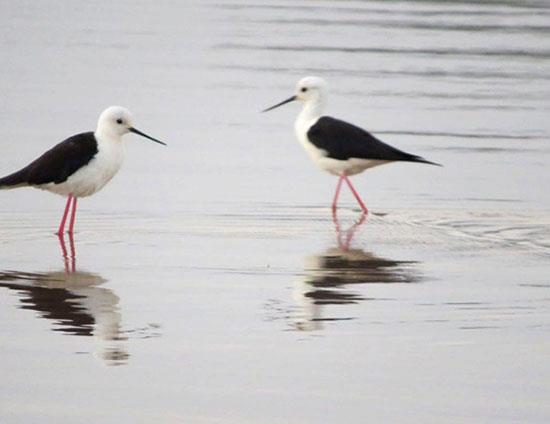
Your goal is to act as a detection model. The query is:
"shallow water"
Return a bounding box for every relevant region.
[1,1,550,423]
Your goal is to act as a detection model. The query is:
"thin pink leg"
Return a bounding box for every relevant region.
[332,175,344,211]
[57,195,73,235]
[68,197,78,235]
[343,176,368,214]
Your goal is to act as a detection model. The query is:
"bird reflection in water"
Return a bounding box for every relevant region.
[0,234,130,365]
[293,210,420,331]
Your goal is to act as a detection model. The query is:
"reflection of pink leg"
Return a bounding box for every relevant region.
[332,209,368,251]
[332,207,345,248]
[58,233,70,273]
[344,212,367,249]
[58,232,76,273]
[68,197,78,235]
[67,231,76,273]
[332,175,344,211]
[343,176,368,214]
[57,195,73,235]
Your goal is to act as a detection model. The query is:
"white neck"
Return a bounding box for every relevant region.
[94,128,123,145]
[303,97,326,119]
[295,97,326,135]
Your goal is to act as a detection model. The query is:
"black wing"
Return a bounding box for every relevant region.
[0,132,98,187]
[307,116,439,165]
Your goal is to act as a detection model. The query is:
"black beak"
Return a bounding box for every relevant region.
[262,95,297,112]
[129,127,167,146]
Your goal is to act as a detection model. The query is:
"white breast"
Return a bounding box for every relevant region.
[295,115,326,162]
[41,136,125,198]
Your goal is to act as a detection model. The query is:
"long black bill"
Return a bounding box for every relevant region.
[262,95,297,112]
[129,127,167,146]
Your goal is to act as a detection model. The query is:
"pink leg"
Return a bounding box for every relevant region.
[332,175,344,211]
[57,195,73,235]
[343,175,368,214]
[68,197,78,235]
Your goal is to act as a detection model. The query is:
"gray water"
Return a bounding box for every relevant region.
[1,1,550,423]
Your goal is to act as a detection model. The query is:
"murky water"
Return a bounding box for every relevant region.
[1,1,549,422]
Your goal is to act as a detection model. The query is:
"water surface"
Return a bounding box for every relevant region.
[1,1,549,423]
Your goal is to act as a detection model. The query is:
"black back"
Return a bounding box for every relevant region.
[307,116,438,165]
[0,132,98,187]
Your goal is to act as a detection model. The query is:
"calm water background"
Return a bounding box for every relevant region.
[1,1,549,422]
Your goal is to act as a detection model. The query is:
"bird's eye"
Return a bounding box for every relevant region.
[301,87,308,93]
[116,119,123,124]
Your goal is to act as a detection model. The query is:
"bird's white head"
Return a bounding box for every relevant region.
[263,76,328,114]
[95,106,166,146]
[96,106,135,138]
[295,76,328,104]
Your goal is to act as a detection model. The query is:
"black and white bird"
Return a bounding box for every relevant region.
[0,106,166,234]
[263,76,440,213]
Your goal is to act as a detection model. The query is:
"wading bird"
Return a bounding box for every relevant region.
[0,106,166,234]
[263,76,439,213]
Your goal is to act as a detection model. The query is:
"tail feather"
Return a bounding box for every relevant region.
[0,169,30,190]
[409,155,442,167]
